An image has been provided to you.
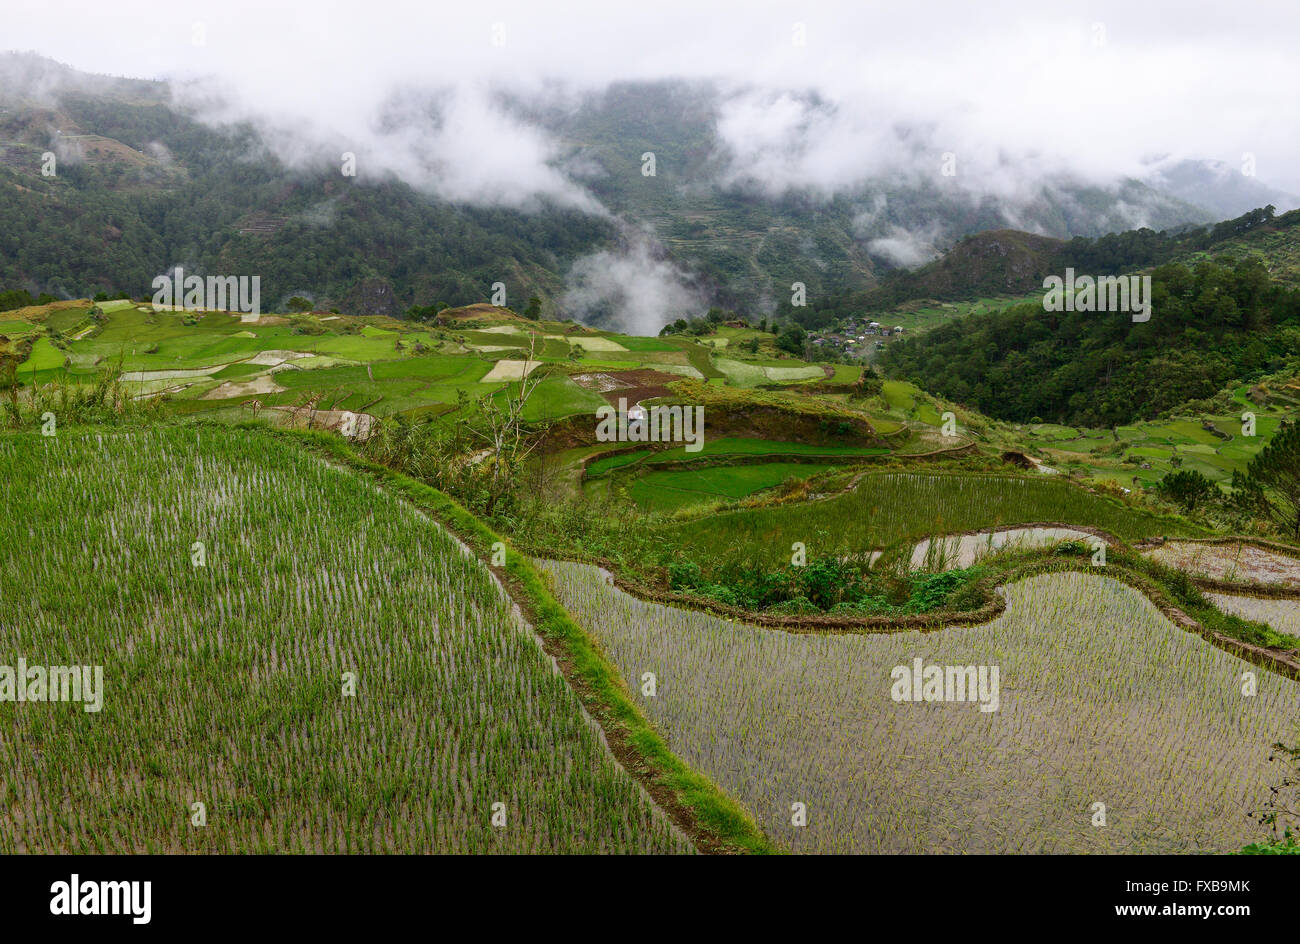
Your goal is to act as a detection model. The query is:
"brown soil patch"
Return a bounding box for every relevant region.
[437,303,521,324]
[581,368,684,406]
[273,407,376,441]
[571,372,634,394]
[201,375,286,399]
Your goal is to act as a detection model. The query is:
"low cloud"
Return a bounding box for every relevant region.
[713,88,917,198]
[172,78,605,214]
[7,1,1300,192]
[562,234,702,335]
[866,225,944,268]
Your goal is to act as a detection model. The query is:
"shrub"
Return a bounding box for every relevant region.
[764,594,819,615]
[1157,469,1216,512]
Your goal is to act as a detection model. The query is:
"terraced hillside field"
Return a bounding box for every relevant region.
[1144,541,1300,589]
[625,462,838,513]
[663,471,1201,567]
[0,428,690,854]
[542,560,1299,854]
[1209,594,1300,637]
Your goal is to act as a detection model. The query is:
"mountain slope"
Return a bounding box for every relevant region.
[881,249,1300,427]
[1145,158,1300,220]
[0,54,1277,329]
[855,229,1066,307]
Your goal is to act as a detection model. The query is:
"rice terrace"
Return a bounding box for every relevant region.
[4,287,1299,861]
[4,4,1300,898]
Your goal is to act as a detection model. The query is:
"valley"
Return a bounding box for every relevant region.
[2,20,1300,875]
[4,275,1298,855]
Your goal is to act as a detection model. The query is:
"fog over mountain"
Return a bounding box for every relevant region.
[4,0,1299,330]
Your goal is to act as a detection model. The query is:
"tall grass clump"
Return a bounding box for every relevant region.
[1,364,163,431]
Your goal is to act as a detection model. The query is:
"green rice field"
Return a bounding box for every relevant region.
[0,427,690,854]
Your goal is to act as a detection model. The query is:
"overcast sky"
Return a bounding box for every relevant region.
[6,0,1299,193]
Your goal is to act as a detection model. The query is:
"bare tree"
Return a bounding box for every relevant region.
[465,332,549,515]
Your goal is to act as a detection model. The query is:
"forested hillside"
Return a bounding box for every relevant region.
[781,205,1299,330]
[0,86,616,314]
[882,256,1300,426]
[0,54,1232,326]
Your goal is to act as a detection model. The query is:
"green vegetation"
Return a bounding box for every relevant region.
[1005,407,1288,490]
[665,471,1197,568]
[644,437,890,462]
[5,179,1300,859]
[884,257,1300,427]
[544,562,1299,853]
[1157,469,1217,511]
[515,466,1211,623]
[0,426,691,853]
[807,206,1296,325]
[668,552,989,616]
[1232,420,1300,538]
[584,449,652,477]
[626,462,837,513]
[1243,742,1300,854]
[306,433,775,854]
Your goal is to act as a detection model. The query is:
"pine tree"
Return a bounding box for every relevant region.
[1238,420,1300,538]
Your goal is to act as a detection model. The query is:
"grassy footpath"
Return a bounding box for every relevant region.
[290,427,777,855]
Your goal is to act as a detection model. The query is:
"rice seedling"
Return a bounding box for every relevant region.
[1145,541,1300,589]
[1208,594,1300,637]
[910,527,1097,570]
[541,559,1300,854]
[0,427,691,853]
